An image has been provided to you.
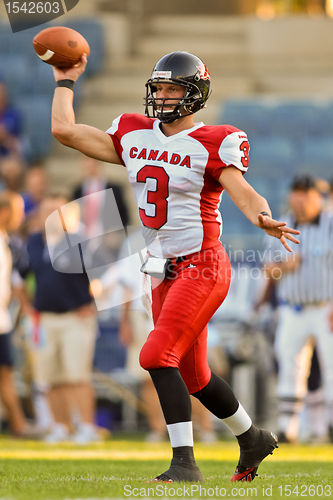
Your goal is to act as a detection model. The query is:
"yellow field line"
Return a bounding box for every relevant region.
[0,444,332,461]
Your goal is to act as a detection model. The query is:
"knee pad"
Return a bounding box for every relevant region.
[139,338,163,370]
[139,334,178,371]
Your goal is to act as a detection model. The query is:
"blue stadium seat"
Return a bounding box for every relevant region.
[219,99,329,141]
[94,322,126,373]
[0,20,97,77]
[220,191,258,235]
[0,55,31,101]
[249,137,296,178]
[219,100,272,139]
[268,102,323,140]
[62,19,105,75]
[218,98,333,248]
[250,177,288,216]
[30,61,57,96]
[0,24,41,58]
[30,60,84,98]
[298,139,333,180]
[220,192,264,251]
[314,101,333,137]
[0,24,12,53]
[16,95,54,161]
[0,19,103,162]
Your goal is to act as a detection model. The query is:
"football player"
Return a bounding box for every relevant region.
[51,51,300,482]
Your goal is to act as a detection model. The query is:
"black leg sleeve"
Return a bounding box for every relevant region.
[149,367,192,425]
[192,371,239,419]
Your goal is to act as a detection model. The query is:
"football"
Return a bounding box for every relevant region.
[33,26,90,69]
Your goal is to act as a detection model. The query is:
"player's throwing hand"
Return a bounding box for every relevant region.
[258,213,300,252]
[52,54,88,82]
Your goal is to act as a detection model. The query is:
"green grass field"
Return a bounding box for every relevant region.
[0,438,332,499]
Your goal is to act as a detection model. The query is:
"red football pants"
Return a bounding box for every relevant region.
[139,243,231,394]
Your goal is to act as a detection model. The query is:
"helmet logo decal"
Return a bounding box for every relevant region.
[197,63,210,80]
[152,70,172,78]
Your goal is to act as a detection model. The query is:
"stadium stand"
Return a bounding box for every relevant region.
[300,138,333,178]
[63,18,105,76]
[15,96,53,162]
[0,56,31,100]
[219,99,333,182]
[0,19,105,162]
[219,98,333,249]
[219,99,272,138]
[268,101,325,140]
[94,320,126,374]
[248,137,295,174]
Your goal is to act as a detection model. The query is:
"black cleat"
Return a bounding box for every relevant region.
[153,460,204,483]
[231,430,278,482]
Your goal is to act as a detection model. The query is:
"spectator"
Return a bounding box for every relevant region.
[0,81,22,158]
[265,174,333,443]
[255,271,328,442]
[26,194,99,443]
[300,348,328,443]
[21,165,48,217]
[0,155,25,193]
[4,190,50,433]
[5,190,30,305]
[0,192,30,437]
[0,188,31,319]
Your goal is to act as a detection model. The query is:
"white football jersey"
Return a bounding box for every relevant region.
[107,114,249,258]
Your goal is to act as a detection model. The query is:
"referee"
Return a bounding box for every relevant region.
[265,174,333,443]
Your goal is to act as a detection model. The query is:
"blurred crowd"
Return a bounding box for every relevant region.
[1,77,333,445]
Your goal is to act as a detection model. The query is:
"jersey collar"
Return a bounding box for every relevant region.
[153,119,204,143]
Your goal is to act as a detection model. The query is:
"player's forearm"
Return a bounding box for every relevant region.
[51,87,76,143]
[238,190,272,227]
[220,168,272,226]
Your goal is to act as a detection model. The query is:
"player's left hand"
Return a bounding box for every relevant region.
[258,214,300,252]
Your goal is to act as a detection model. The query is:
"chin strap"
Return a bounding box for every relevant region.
[157,108,194,124]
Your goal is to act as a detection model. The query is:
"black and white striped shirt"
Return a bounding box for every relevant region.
[266,211,333,305]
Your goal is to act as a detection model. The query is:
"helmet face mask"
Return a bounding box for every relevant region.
[145,52,210,124]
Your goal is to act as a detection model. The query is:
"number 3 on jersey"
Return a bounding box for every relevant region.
[240,140,249,169]
[136,165,169,229]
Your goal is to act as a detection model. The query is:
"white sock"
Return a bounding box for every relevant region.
[222,403,252,436]
[167,421,194,448]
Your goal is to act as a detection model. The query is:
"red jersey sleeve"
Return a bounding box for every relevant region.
[106,114,126,166]
[189,125,250,182]
[217,127,249,179]
[106,113,155,166]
